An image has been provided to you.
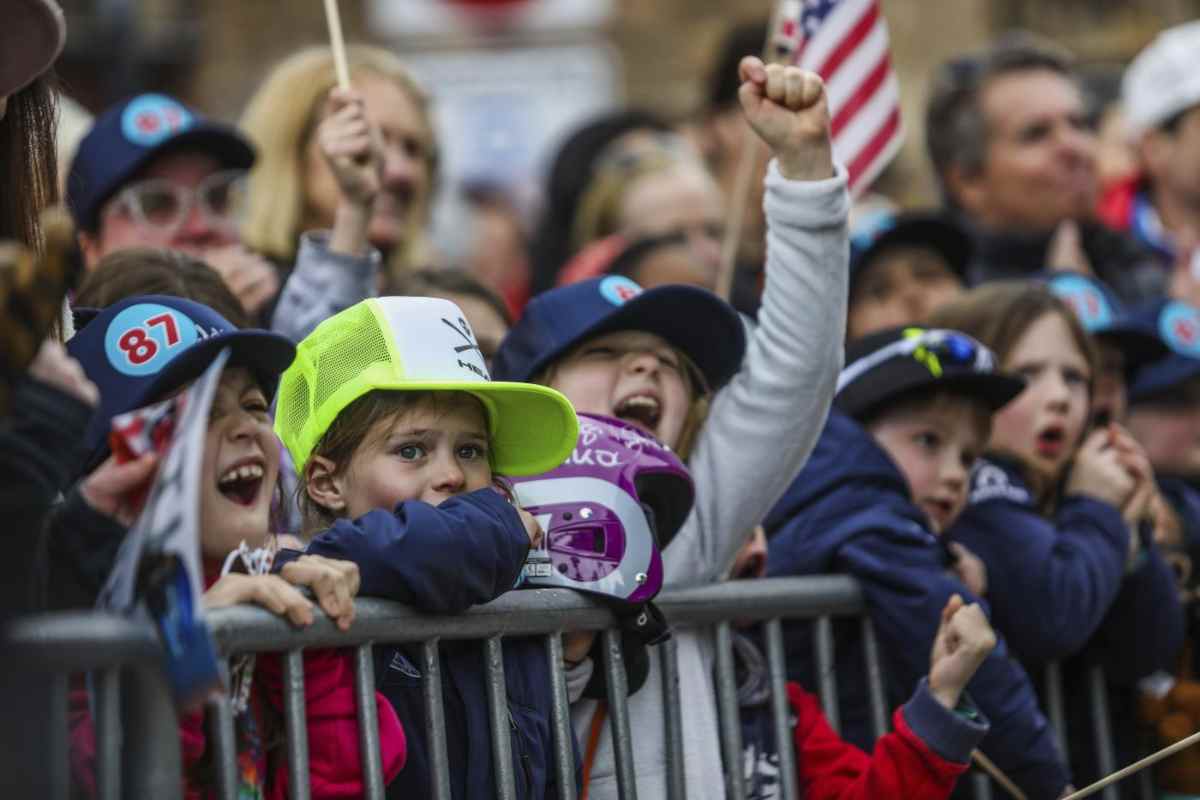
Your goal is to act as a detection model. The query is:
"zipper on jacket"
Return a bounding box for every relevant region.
[508,707,534,792]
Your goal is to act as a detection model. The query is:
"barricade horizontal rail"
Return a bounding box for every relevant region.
[4,575,1143,800]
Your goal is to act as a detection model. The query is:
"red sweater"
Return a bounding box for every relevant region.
[790,682,973,800]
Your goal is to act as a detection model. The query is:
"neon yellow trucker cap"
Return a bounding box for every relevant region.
[275,296,579,477]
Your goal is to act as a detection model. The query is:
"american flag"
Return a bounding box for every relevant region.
[773,0,903,196]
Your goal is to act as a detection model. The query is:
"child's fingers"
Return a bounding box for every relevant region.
[254,576,314,628]
[738,55,767,86]
[942,593,964,625]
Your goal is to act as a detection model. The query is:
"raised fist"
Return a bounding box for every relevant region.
[737,56,834,182]
[929,594,997,710]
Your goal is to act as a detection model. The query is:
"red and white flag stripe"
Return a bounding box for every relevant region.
[777,0,904,196]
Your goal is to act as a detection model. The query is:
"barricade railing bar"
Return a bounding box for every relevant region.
[4,576,1152,800]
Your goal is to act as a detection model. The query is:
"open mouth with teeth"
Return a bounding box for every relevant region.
[217,462,265,507]
[614,394,661,433]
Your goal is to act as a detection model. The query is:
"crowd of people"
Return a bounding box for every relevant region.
[4,0,1200,797]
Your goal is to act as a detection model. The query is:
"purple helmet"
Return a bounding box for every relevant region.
[511,413,694,605]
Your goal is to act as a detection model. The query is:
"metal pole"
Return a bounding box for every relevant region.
[660,636,686,800]
[859,617,889,741]
[1087,666,1119,800]
[714,622,746,800]
[95,668,121,800]
[282,650,311,800]
[484,635,518,800]
[813,616,839,733]
[122,662,182,799]
[764,620,798,800]
[1044,662,1068,758]
[602,628,638,800]
[354,644,385,799]
[544,634,578,800]
[208,693,238,800]
[422,641,453,800]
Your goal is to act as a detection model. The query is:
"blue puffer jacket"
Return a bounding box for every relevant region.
[764,411,1071,800]
[305,488,581,799]
[948,456,1182,680]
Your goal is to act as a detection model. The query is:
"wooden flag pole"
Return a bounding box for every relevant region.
[971,751,1028,800]
[323,0,352,91]
[1061,728,1200,800]
[714,3,793,302]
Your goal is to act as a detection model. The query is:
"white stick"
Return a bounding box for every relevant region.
[1061,728,1200,800]
[972,750,1028,800]
[323,0,352,90]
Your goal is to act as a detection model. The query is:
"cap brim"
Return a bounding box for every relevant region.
[79,124,256,230]
[1130,354,1200,403]
[839,371,1025,419]
[852,217,972,283]
[348,380,579,477]
[571,285,746,390]
[1,0,65,96]
[1096,326,1168,372]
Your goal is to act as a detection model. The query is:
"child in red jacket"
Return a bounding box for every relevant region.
[738,593,995,799]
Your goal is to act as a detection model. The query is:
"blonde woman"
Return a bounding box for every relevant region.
[240,45,437,289]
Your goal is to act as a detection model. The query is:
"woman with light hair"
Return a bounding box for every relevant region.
[240,44,438,286]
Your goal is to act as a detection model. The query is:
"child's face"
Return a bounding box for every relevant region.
[549,330,693,449]
[199,367,280,561]
[339,394,492,515]
[868,400,985,533]
[847,248,965,341]
[989,312,1091,481]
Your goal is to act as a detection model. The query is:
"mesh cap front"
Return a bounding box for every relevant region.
[276,297,578,478]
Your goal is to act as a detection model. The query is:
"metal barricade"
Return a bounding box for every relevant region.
[3,576,1157,800]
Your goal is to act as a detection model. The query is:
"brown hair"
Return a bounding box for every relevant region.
[1,74,58,248]
[75,248,250,327]
[299,389,489,535]
[387,267,513,326]
[862,389,994,447]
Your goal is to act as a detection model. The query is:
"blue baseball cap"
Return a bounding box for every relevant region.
[493,275,746,390]
[1129,300,1200,403]
[849,210,971,291]
[1044,273,1166,374]
[67,93,256,232]
[67,295,295,470]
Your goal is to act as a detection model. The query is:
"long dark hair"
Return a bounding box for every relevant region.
[1,74,59,247]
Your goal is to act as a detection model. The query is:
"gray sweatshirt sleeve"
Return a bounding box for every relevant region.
[662,161,849,587]
[270,231,381,342]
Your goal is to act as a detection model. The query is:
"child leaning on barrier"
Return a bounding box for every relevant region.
[931,286,1183,676]
[765,326,1076,799]
[60,295,405,798]
[490,54,848,800]
[273,296,580,800]
[931,284,1185,793]
[737,591,996,799]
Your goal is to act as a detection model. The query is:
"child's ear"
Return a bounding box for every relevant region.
[306,455,347,514]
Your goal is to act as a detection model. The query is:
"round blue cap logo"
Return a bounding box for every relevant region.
[104,303,200,377]
[1049,274,1113,332]
[121,94,195,148]
[1159,301,1200,359]
[599,275,643,307]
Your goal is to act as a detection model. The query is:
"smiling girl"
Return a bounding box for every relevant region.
[492,56,848,800]
[61,294,405,798]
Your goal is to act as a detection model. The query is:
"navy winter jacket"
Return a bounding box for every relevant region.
[764,412,1071,800]
[948,457,1182,679]
[306,488,580,799]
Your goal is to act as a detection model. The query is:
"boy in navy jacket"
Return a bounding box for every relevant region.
[767,327,1075,799]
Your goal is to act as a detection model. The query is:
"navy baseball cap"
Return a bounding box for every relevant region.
[1129,300,1200,403]
[1045,273,1166,374]
[836,326,1025,421]
[67,93,256,232]
[67,295,295,470]
[849,210,971,290]
[493,275,746,391]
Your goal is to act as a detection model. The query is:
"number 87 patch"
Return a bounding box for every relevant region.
[104,303,198,376]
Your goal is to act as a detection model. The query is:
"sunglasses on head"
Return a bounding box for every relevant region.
[837,328,992,394]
